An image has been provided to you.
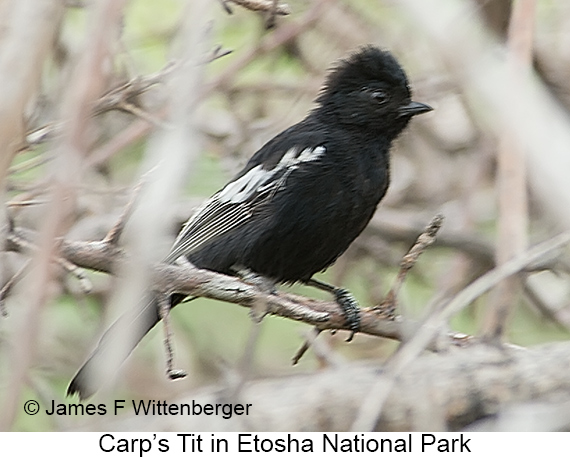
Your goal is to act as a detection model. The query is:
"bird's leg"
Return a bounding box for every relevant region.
[305,278,360,341]
[231,266,276,323]
[232,267,277,294]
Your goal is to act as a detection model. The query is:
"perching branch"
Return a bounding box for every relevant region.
[5,222,466,346]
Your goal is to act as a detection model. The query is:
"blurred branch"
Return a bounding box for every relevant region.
[22,46,233,153]
[0,0,127,432]
[92,46,232,127]
[87,341,570,431]
[0,0,64,188]
[83,0,324,172]
[0,259,29,317]
[66,0,87,7]
[223,0,290,16]
[364,212,495,267]
[522,277,570,331]
[351,230,570,431]
[484,0,536,342]
[399,0,570,230]
[209,0,329,91]
[93,61,177,121]
[362,212,570,274]
[85,0,215,400]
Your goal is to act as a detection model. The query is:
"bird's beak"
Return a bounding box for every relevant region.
[398,100,433,117]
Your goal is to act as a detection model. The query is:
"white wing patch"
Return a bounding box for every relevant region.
[217,164,268,204]
[276,145,325,171]
[297,146,324,164]
[166,145,326,262]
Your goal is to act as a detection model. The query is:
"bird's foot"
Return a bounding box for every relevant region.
[232,266,277,295]
[232,266,276,323]
[333,288,360,341]
[305,278,360,340]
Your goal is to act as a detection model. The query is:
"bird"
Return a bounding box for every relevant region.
[67,45,432,399]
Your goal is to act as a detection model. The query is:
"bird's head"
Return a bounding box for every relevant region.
[315,46,432,138]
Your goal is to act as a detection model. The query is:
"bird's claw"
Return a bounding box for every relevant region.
[334,288,360,340]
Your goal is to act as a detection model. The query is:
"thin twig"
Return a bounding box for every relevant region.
[94,45,231,120]
[6,199,49,208]
[265,0,280,29]
[21,123,61,151]
[55,253,93,294]
[373,214,444,316]
[0,259,31,317]
[292,327,347,368]
[157,292,187,380]
[485,0,535,342]
[292,327,322,365]
[218,0,234,14]
[208,0,326,91]
[116,101,169,128]
[94,61,177,115]
[86,1,321,172]
[204,45,233,64]
[7,228,93,294]
[86,114,157,169]
[228,0,290,16]
[522,278,570,332]
[231,318,264,399]
[9,153,51,173]
[54,234,475,346]
[102,177,147,246]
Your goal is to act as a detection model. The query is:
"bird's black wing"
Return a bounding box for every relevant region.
[166,144,326,263]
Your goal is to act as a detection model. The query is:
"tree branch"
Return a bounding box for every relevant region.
[5,226,466,345]
[83,341,570,432]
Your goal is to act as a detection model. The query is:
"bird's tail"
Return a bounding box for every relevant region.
[67,293,184,400]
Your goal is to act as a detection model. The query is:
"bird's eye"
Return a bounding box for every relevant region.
[370,90,388,104]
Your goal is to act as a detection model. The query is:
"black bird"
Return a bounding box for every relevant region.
[68,46,432,399]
